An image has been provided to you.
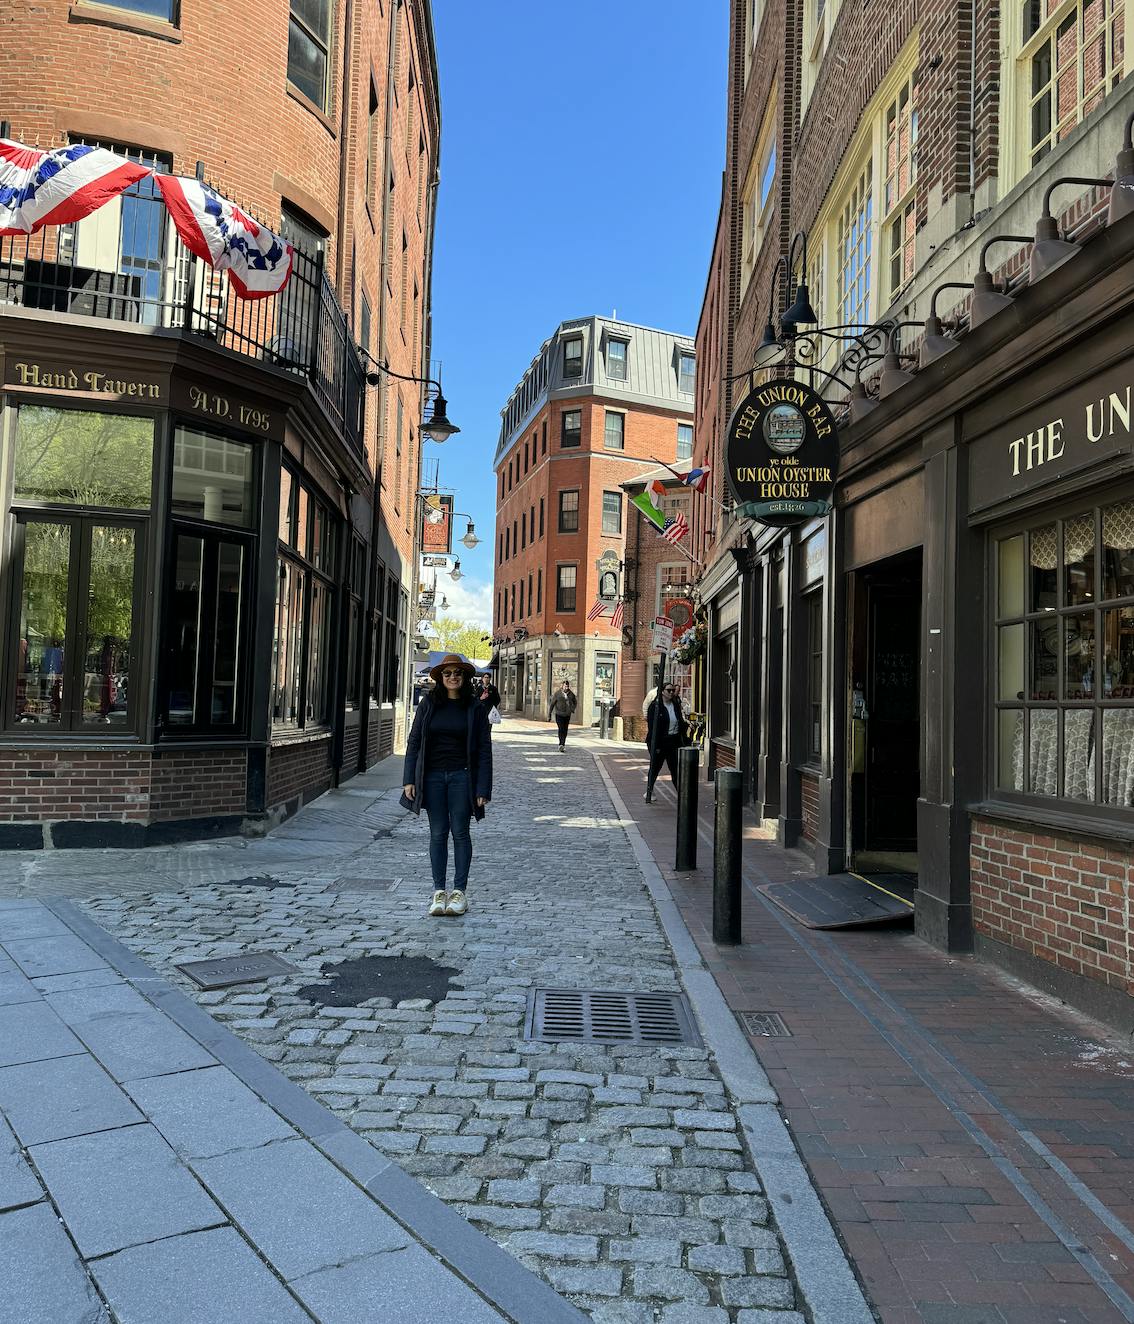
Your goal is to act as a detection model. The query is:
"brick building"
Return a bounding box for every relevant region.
[491,317,694,726]
[0,0,440,844]
[694,0,1134,1027]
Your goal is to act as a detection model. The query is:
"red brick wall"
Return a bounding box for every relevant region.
[150,750,246,821]
[0,748,244,822]
[801,769,820,844]
[971,819,1134,1000]
[267,736,333,808]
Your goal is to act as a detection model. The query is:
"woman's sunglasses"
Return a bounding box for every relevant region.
[441,669,465,678]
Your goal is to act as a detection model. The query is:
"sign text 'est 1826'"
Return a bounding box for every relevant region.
[724,378,839,528]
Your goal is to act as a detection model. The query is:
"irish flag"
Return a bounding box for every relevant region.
[631,477,667,530]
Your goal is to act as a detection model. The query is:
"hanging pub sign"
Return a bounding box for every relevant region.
[724,378,838,527]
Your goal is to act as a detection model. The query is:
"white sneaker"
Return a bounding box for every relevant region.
[446,890,468,917]
[428,890,448,917]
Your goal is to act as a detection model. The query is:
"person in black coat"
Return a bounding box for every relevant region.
[402,654,493,918]
[644,682,688,802]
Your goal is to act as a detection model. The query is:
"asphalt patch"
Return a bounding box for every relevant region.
[297,955,461,1007]
[225,874,294,890]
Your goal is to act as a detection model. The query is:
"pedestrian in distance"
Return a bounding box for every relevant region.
[401,654,493,918]
[480,679,501,710]
[547,679,577,750]
[644,681,688,802]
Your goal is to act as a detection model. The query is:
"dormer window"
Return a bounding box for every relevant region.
[606,339,628,381]
[564,337,583,380]
[678,353,695,394]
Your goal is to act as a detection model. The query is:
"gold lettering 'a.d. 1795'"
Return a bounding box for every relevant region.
[12,362,161,399]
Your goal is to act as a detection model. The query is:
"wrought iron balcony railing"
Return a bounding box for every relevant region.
[0,191,366,457]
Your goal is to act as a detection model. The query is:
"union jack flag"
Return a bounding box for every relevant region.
[611,601,625,631]
[660,512,689,545]
[0,138,152,235]
[156,176,293,299]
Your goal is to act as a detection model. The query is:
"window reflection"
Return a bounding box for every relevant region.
[15,407,152,509]
[83,527,135,725]
[172,429,254,528]
[16,523,71,725]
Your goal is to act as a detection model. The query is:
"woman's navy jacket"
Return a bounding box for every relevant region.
[400,694,493,820]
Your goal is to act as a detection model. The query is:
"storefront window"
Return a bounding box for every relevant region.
[994,500,1134,809]
[14,406,152,509]
[273,469,336,729]
[13,518,138,731]
[172,429,255,527]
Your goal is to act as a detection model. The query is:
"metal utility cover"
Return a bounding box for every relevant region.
[327,877,402,893]
[176,954,298,990]
[739,1011,791,1038]
[525,988,701,1047]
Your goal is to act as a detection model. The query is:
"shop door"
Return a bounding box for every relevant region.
[864,574,920,854]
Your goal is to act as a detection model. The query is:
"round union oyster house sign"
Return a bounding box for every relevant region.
[724,378,839,527]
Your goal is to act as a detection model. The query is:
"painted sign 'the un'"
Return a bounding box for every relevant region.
[724,378,839,528]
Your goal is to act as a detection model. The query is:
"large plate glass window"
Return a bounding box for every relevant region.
[9,407,153,733]
[160,427,256,734]
[993,499,1134,811]
[273,469,338,729]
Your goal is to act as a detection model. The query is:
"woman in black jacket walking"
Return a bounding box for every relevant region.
[644,682,688,802]
[402,654,493,917]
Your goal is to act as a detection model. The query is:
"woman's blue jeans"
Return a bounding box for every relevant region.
[422,768,473,892]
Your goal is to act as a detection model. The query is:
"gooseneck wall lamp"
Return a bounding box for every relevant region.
[362,350,461,443]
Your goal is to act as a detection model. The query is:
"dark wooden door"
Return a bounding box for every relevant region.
[865,584,920,850]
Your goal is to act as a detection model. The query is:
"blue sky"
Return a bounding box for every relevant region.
[427,1,728,631]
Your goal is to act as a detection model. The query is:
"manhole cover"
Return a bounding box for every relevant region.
[327,877,402,893]
[297,955,459,1008]
[524,989,701,1046]
[739,1011,791,1038]
[177,953,298,990]
[225,875,293,890]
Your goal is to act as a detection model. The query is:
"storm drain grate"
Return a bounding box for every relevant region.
[176,953,298,990]
[739,1011,792,1038]
[525,988,701,1046]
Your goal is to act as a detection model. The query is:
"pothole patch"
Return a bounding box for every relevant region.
[297,954,460,1008]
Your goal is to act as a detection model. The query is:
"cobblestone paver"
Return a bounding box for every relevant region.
[14,732,802,1322]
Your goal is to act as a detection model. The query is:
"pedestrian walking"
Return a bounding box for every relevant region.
[644,681,687,802]
[480,679,501,710]
[401,654,493,918]
[547,679,577,750]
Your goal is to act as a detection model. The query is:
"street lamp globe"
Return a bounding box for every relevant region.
[461,520,479,550]
[449,559,463,582]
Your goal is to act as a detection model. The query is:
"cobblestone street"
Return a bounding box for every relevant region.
[0,725,855,1323]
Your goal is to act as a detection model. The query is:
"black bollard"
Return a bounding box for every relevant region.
[713,768,742,944]
[675,746,699,872]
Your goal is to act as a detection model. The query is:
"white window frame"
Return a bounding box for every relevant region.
[741,93,778,298]
[809,32,919,333]
[1000,0,1132,193]
[800,0,843,114]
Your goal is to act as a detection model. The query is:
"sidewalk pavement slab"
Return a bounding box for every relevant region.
[91,1226,312,1324]
[1,1201,110,1324]
[0,1000,83,1066]
[0,1053,143,1145]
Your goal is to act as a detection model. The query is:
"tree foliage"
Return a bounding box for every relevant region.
[429,616,490,660]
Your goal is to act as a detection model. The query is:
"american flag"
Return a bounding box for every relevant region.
[660,512,689,545]
[611,601,625,631]
[586,599,608,621]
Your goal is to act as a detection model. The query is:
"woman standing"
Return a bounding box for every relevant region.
[644,681,687,802]
[547,679,577,751]
[402,654,493,917]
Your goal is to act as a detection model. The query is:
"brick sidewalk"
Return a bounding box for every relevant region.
[602,744,1134,1324]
